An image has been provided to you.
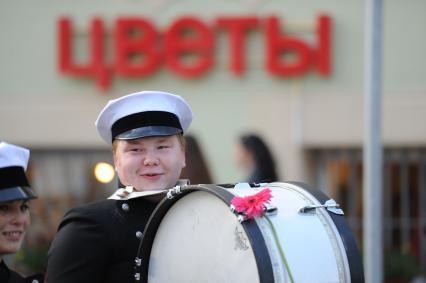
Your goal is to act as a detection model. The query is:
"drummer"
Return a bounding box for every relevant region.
[0,142,44,283]
[46,90,193,282]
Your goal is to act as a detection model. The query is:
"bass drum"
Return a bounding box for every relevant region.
[136,182,364,283]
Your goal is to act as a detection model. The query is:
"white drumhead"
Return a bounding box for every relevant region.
[249,183,350,282]
[148,191,260,283]
[144,183,357,283]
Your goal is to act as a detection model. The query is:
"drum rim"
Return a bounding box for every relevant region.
[137,184,274,283]
[287,181,365,283]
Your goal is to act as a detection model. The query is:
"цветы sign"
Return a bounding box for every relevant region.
[58,15,331,90]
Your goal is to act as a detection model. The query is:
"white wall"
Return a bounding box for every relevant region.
[1,0,425,183]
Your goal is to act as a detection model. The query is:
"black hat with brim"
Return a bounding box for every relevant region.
[0,166,37,203]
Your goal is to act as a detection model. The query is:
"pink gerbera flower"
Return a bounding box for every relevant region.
[231,188,272,219]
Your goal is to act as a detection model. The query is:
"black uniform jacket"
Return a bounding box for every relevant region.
[0,260,44,283]
[46,197,157,283]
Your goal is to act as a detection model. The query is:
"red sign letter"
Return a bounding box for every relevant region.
[265,15,332,77]
[165,17,214,77]
[315,14,331,75]
[58,17,109,90]
[216,17,259,75]
[115,18,160,77]
[265,16,311,76]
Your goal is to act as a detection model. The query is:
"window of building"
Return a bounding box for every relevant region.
[308,148,426,281]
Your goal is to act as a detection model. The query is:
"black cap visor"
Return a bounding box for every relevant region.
[111,111,183,142]
[0,186,37,204]
[115,126,183,140]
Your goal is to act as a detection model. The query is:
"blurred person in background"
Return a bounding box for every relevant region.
[180,134,213,184]
[47,90,193,282]
[235,133,279,183]
[0,142,44,283]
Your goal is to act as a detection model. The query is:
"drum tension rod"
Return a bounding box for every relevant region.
[231,205,278,223]
[264,205,278,216]
[299,199,344,215]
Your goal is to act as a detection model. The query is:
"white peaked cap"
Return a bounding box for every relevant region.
[95,90,193,144]
[0,142,30,170]
[0,142,37,202]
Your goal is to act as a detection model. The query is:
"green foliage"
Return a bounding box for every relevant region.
[385,251,420,281]
[15,245,49,273]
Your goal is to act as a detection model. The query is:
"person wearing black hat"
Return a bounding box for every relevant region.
[47,91,193,283]
[0,142,44,283]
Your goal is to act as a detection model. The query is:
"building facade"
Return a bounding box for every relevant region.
[1,0,425,281]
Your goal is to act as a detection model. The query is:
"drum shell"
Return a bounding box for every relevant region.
[137,182,364,283]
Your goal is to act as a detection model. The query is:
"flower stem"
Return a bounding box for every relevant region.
[264,215,295,283]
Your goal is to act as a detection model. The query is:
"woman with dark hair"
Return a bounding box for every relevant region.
[236,134,279,183]
[0,142,44,283]
[180,134,213,184]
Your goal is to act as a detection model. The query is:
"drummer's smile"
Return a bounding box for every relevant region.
[141,172,163,180]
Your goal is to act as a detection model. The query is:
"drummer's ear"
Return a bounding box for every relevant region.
[182,156,186,168]
[177,134,186,151]
[180,146,186,169]
[112,140,118,155]
[112,139,120,169]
